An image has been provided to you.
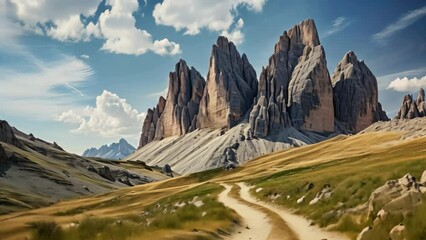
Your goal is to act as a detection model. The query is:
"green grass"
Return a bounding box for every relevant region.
[405,201,426,240]
[248,151,426,237]
[32,183,239,240]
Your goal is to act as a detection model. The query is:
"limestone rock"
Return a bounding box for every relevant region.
[367,173,424,220]
[0,120,22,148]
[288,44,334,132]
[396,94,419,119]
[250,19,333,136]
[356,226,373,240]
[197,36,258,130]
[389,224,405,240]
[98,166,115,182]
[309,184,332,205]
[331,51,389,133]
[421,170,426,184]
[416,88,426,116]
[156,60,205,139]
[138,97,166,148]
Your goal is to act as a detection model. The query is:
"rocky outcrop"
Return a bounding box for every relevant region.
[397,88,426,119]
[156,60,205,139]
[0,120,22,148]
[416,88,426,116]
[197,36,258,130]
[356,172,425,240]
[250,19,334,136]
[331,51,388,133]
[138,96,166,148]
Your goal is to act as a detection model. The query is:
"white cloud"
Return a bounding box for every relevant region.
[387,76,426,92]
[56,90,145,138]
[97,0,181,56]
[221,18,245,45]
[322,16,351,38]
[80,54,90,59]
[55,110,84,124]
[153,0,266,41]
[373,6,426,43]
[0,55,94,118]
[7,0,181,56]
[377,67,426,90]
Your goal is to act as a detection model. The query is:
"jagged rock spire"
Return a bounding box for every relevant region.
[197,36,258,129]
[331,51,388,133]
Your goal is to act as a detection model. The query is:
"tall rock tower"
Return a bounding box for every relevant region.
[197,36,258,130]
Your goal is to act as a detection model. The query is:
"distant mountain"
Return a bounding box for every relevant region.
[83,138,136,160]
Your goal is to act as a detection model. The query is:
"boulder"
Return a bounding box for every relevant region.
[309,184,332,205]
[0,120,22,148]
[197,36,258,130]
[331,51,389,133]
[421,170,426,184]
[389,224,405,240]
[156,60,205,139]
[356,226,373,240]
[367,173,424,219]
[98,166,115,182]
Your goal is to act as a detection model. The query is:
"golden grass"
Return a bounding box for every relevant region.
[1,131,426,239]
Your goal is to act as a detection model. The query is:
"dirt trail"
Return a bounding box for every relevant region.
[218,184,272,240]
[237,182,350,240]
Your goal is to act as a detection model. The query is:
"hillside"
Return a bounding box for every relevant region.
[1,118,425,240]
[0,120,168,215]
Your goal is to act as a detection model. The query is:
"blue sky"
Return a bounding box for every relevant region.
[1,0,426,154]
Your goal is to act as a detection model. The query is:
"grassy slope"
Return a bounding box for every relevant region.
[1,132,426,239]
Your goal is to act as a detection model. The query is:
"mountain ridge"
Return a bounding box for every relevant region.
[83,138,136,160]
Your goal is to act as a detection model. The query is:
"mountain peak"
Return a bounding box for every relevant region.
[82,139,135,160]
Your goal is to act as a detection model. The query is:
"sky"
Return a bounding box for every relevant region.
[0,0,425,154]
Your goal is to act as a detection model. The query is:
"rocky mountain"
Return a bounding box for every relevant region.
[134,19,389,174]
[83,138,136,160]
[139,96,166,148]
[331,51,388,133]
[197,36,258,130]
[250,19,334,137]
[396,88,426,119]
[0,120,167,214]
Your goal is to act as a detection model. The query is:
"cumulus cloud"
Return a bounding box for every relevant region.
[55,110,84,124]
[7,0,181,56]
[80,54,90,59]
[322,17,351,38]
[56,90,145,138]
[373,6,426,43]
[153,0,266,43]
[387,76,426,92]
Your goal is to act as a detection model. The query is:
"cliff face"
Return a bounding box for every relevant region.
[331,51,388,133]
[250,19,334,137]
[156,60,205,139]
[138,60,205,148]
[197,36,258,130]
[138,96,166,148]
[138,19,390,152]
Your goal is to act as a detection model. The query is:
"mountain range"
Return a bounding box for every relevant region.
[82,138,136,160]
[129,19,389,173]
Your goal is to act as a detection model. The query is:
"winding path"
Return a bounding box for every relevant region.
[218,183,350,240]
[218,184,272,240]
